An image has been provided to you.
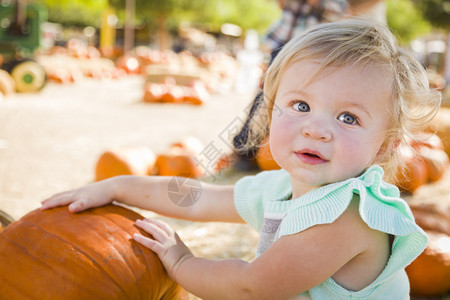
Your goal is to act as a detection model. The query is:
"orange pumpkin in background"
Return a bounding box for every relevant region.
[406,203,450,297]
[406,231,450,297]
[170,136,204,157]
[153,137,205,178]
[255,138,281,171]
[428,107,450,156]
[393,134,449,193]
[0,204,185,299]
[154,146,204,178]
[393,146,428,193]
[95,147,156,181]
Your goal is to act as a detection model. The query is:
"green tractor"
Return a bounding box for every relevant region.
[0,0,47,93]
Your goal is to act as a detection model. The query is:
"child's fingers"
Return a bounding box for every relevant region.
[135,219,168,242]
[133,233,164,254]
[68,199,91,213]
[142,218,174,235]
[40,192,75,210]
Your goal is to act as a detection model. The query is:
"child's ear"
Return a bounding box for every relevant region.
[391,138,401,150]
[376,137,401,159]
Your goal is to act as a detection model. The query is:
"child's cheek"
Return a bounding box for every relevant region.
[269,115,297,161]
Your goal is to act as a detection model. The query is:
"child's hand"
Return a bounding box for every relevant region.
[134,219,193,279]
[40,180,115,213]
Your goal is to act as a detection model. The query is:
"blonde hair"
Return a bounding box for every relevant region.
[245,19,441,179]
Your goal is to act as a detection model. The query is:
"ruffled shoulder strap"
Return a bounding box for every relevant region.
[278,165,427,280]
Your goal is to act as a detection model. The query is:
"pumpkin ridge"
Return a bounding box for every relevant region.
[20,218,130,298]
[88,206,168,299]
[0,221,115,299]
[0,232,41,299]
[25,209,143,294]
[87,205,179,299]
[87,207,154,299]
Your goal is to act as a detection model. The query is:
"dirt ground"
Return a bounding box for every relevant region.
[0,75,260,259]
[1,76,449,299]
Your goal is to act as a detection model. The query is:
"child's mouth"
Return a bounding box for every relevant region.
[295,150,328,165]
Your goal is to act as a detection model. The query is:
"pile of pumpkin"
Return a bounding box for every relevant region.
[142,76,209,105]
[37,41,127,84]
[95,136,209,182]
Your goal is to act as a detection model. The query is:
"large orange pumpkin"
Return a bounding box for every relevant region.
[0,204,185,299]
[95,147,156,181]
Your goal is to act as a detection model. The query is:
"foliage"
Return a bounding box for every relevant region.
[34,0,107,27]
[191,0,280,33]
[413,0,450,31]
[109,0,279,33]
[386,0,432,44]
[36,0,279,37]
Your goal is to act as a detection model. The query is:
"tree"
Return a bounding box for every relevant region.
[413,0,450,31]
[34,0,107,27]
[386,0,432,45]
[413,0,450,80]
[109,0,279,50]
[35,0,279,50]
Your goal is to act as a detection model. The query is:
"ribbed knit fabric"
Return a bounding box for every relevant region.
[234,165,427,299]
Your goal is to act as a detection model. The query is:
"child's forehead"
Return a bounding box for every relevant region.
[276,59,394,111]
[281,58,393,88]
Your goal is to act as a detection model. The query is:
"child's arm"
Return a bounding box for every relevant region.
[41,175,242,223]
[135,204,378,299]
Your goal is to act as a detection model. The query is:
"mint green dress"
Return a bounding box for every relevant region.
[234,165,427,299]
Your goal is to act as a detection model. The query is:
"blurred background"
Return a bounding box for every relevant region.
[0,0,449,299]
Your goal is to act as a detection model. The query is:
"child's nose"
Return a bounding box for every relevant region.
[301,120,332,142]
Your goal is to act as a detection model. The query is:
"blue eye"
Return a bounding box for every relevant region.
[293,101,309,112]
[338,113,358,125]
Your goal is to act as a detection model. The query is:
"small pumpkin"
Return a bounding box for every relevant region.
[405,231,450,297]
[115,55,141,74]
[95,147,156,181]
[419,146,449,182]
[0,204,185,299]
[143,82,167,103]
[143,78,208,105]
[393,134,449,193]
[406,203,450,297]
[393,146,428,193]
[0,69,16,96]
[255,138,281,171]
[428,107,450,157]
[154,146,204,178]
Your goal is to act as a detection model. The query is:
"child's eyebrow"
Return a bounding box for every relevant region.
[280,89,309,98]
[340,101,372,120]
